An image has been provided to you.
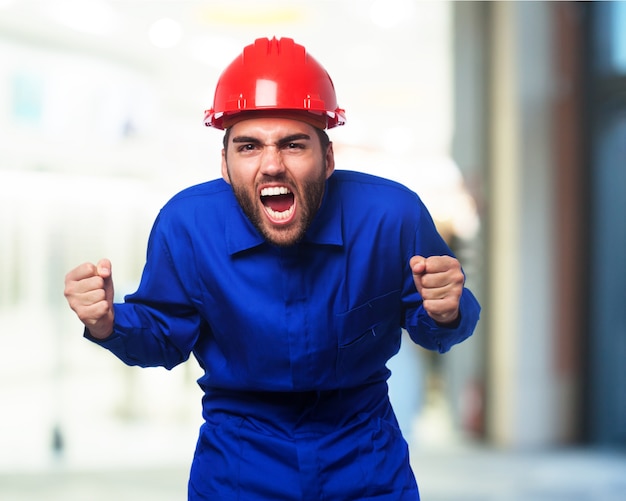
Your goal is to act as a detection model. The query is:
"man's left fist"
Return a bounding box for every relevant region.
[410,255,464,325]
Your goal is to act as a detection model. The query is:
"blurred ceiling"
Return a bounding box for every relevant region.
[0,0,427,77]
[0,0,454,163]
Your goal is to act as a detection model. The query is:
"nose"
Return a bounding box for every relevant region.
[259,146,285,176]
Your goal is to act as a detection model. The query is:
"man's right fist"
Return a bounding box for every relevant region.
[64,258,115,339]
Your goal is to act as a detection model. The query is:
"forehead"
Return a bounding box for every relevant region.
[228,117,317,141]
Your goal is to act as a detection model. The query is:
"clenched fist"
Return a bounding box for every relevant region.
[410,255,464,325]
[64,258,115,339]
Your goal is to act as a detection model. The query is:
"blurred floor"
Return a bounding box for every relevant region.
[411,444,626,501]
[0,443,625,500]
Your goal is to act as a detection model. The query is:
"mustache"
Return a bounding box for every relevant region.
[258,173,290,183]
[256,174,295,189]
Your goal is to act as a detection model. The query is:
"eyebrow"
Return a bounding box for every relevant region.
[231,133,312,146]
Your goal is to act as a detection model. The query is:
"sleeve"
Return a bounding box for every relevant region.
[85,212,203,370]
[404,288,481,353]
[401,194,481,353]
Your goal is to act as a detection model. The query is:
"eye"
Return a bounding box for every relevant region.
[283,142,306,151]
[237,143,258,152]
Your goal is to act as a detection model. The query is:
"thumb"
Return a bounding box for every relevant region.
[96,258,111,278]
[410,255,427,276]
[96,258,114,302]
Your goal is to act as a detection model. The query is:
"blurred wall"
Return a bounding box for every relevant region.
[456,0,626,449]
[0,0,479,470]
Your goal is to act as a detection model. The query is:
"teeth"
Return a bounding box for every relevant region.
[261,186,291,197]
[265,205,295,220]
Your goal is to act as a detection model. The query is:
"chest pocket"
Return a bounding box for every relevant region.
[335,289,402,386]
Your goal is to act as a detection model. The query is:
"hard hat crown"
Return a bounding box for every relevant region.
[204,37,346,130]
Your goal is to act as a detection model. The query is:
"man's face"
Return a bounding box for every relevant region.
[222,117,335,247]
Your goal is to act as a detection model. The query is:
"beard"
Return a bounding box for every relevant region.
[228,168,327,248]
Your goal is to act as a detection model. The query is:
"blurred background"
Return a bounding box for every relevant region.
[1,0,625,499]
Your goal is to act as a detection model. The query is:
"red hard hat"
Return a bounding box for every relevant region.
[204,37,346,130]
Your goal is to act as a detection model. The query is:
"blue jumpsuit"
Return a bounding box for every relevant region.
[90,170,481,500]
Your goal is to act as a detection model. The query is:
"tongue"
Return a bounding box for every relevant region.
[264,194,293,212]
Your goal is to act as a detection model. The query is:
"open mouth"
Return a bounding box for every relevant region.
[260,186,295,222]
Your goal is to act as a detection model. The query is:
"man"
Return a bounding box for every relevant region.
[64,37,480,500]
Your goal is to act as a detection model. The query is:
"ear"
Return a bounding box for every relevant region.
[324,142,335,179]
[221,149,231,184]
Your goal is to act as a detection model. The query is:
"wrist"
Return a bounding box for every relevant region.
[85,313,114,340]
[434,311,461,328]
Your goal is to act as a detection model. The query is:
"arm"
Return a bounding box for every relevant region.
[402,195,481,352]
[64,215,202,369]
